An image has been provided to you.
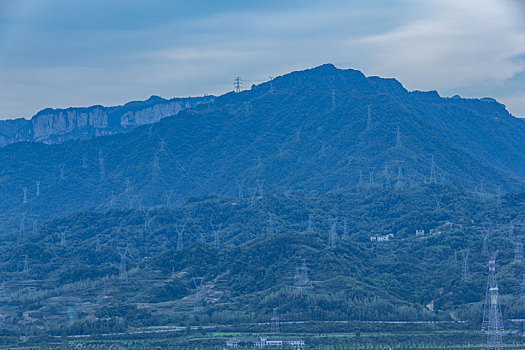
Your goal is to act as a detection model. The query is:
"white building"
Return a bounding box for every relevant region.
[226,336,304,348]
[370,233,393,242]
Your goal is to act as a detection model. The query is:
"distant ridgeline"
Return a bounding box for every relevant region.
[0,64,525,232]
[0,95,214,146]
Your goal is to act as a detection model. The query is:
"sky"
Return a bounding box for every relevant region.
[0,0,524,119]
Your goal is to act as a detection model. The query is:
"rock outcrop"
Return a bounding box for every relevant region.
[0,95,214,146]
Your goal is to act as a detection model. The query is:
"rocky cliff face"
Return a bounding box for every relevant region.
[0,95,214,146]
[120,99,202,127]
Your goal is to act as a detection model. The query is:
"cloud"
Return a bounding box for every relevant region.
[353,0,525,91]
[0,0,524,118]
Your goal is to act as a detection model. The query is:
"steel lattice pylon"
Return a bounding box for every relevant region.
[481,252,504,350]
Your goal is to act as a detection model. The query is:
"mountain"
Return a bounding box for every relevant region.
[0,95,214,146]
[0,64,525,232]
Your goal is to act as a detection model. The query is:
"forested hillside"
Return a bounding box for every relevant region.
[1,65,525,234]
[0,184,523,340]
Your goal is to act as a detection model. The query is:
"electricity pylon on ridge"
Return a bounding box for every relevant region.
[294,259,313,294]
[237,178,245,199]
[23,254,29,273]
[395,126,402,148]
[99,151,105,181]
[461,249,470,282]
[266,213,276,235]
[366,105,372,132]
[432,192,443,210]
[496,186,503,211]
[481,252,504,350]
[307,214,314,233]
[514,238,523,264]
[175,223,186,251]
[234,77,243,93]
[192,277,204,311]
[394,161,404,190]
[211,222,223,250]
[520,273,525,306]
[328,217,338,249]
[428,154,437,184]
[118,246,128,283]
[59,226,68,247]
[271,307,280,334]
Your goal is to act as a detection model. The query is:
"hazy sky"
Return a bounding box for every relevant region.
[0,0,524,119]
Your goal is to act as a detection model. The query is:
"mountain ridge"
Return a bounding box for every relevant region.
[0,64,524,232]
[0,95,215,146]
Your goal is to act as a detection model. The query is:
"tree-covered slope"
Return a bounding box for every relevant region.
[1,64,525,232]
[0,185,524,337]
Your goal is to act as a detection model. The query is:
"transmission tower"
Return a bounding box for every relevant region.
[256,179,265,197]
[30,215,38,235]
[509,221,515,241]
[343,218,348,239]
[59,226,68,247]
[383,164,391,188]
[496,186,503,211]
[23,187,28,204]
[432,192,443,210]
[99,151,105,181]
[82,155,88,168]
[23,254,29,273]
[266,213,276,235]
[152,154,160,178]
[368,167,375,188]
[159,138,167,153]
[36,180,40,197]
[331,89,336,111]
[429,154,437,184]
[481,252,504,350]
[234,77,243,93]
[328,217,338,249]
[514,238,523,264]
[307,214,314,233]
[294,259,313,294]
[395,126,402,148]
[271,308,280,334]
[394,161,404,190]
[268,76,274,94]
[175,224,186,251]
[192,277,204,311]
[479,180,487,200]
[118,246,128,283]
[482,232,489,257]
[520,273,525,306]
[125,178,132,209]
[59,164,65,179]
[461,249,470,282]
[96,235,101,252]
[211,222,222,250]
[19,214,25,241]
[237,179,245,199]
[165,190,174,208]
[366,105,372,132]
[142,208,151,234]
[482,224,491,257]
